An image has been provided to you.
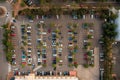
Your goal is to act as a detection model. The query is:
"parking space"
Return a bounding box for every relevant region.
[11,15,101,80]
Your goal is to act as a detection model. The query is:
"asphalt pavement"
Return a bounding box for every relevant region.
[0,28,8,80]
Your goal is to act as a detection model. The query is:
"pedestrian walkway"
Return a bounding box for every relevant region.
[33,65,42,72]
[8,63,11,72]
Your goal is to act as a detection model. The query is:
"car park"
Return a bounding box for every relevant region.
[9,13,103,80]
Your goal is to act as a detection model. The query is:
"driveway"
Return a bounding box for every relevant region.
[0,1,13,26]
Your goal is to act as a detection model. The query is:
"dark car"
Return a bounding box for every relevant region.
[52,60,56,64]
[24,0,32,6]
[38,62,41,65]
[42,54,46,58]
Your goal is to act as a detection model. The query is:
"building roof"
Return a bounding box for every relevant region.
[15,73,79,80]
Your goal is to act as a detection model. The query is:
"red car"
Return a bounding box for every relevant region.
[42,60,46,64]
[48,28,51,33]
[11,33,16,36]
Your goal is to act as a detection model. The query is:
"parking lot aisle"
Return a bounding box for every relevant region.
[75,21,86,64]
[31,23,37,66]
[46,31,53,67]
[92,19,102,48]
[15,24,22,66]
[56,17,71,71]
[60,24,69,69]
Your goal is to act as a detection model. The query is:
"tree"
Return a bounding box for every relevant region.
[87,51,92,56]
[46,0,52,3]
[49,7,63,15]
[50,22,55,28]
[39,0,46,5]
[87,34,93,39]
[87,42,92,46]
[74,62,78,68]
[6,52,12,62]
[73,23,78,29]
[116,0,120,2]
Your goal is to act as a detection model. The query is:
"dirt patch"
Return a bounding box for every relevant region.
[0,6,7,17]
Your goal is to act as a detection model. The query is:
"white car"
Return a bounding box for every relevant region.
[22,58,26,62]
[58,48,62,53]
[68,43,73,47]
[53,54,57,57]
[83,40,88,43]
[27,53,31,57]
[100,53,104,58]
[27,26,31,29]
[59,60,63,63]
[41,32,47,35]
[52,41,56,46]
[59,44,63,47]
[89,29,94,33]
[28,58,32,64]
[90,14,94,19]
[29,20,33,23]
[38,58,42,63]
[37,50,40,55]
[11,26,15,29]
[40,21,44,24]
[56,15,59,19]
[6,12,9,17]
[12,54,16,58]
[68,32,73,34]
[28,41,32,46]
[37,38,42,41]
[90,50,94,56]
[83,15,85,19]
[100,68,104,71]
[43,42,47,46]
[13,68,19,71]
[27,48,32,53]
[27,30,31,33]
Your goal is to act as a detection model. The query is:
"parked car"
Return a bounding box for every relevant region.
[27,48,32,53]
[42,54,47,59]
[27,26,31,29]
[43,42,47,46]
[42,48,46,54]
[38,57,42,65]
[28,40,32,46]
[28,58,32,64]
[11,30,16,36]
[68,43,73,46]
[24,0,32,6]
[58,48,62,53]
